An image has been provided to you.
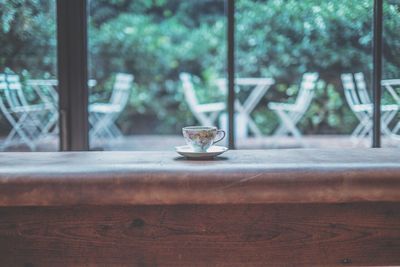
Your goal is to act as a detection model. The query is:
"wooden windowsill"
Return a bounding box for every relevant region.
[1,148,400,206]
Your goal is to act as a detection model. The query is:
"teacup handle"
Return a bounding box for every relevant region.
[213,130,226,144]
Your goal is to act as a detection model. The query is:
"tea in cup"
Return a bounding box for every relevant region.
[182,126,225,152]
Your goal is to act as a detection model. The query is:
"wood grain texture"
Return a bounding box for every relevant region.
[1,149,400,206]
[1,203,400,266]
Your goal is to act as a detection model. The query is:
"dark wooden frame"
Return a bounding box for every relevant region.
[55,0,384,151]
[227,0,235,149]
[57,0,89,151]
[372,0,383,147]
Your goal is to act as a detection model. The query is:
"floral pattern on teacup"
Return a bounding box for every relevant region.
[183,128,217,152]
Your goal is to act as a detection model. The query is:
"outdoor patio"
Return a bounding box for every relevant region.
[83,135,400,150]
[2,134,399,152]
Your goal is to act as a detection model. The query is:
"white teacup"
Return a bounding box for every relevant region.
[182,126,226,152]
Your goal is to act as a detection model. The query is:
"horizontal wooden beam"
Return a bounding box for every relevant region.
[0,149,400,206]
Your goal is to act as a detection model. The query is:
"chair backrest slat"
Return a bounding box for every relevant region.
[354,72,371,105]
[6,74,29,108]
[110,73,134,110]
[27,79,58,104]
[294,73,318,112]
[0,74,12,112]
[0,74,23,132]
[0,74,7,90]
[341,73,363,111]
[382,79,400,104]
[180,73,200,110]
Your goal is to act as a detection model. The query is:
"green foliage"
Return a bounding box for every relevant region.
[1,0,400,135]
[0,0,56,76]
[88,0,226,133]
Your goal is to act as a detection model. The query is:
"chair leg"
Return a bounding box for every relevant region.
[359,110,397,142]
[348,111,370,145]
[393,121,400,135]
[246,116,263,137]
[351,122,366,139]
[388,120,400,145]
[90,114,108,140]
[273,112,303,137]
[103,114,123,139]
[39,111,59,138]
[1,113,36,151]
[90,113,120,146]
[237,110,262,137]
[275,109,304,145]
[108,122,123,138]
[98,115,115,139]
[89,113,103,144]
[350,122,367,146]
[381,110,397,136]
[359,119,372,140]
[234,101,262,137]
[274,124,288,136]
[381,110,400,145]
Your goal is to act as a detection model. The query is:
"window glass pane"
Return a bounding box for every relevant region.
[235,0,373,149]
[88,0,227,151]
[0,0,58,151]
[382,1,400,147]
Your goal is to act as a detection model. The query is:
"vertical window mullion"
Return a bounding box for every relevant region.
[227,0,235,149]
[57,0,89,151]
[372,0,383,148]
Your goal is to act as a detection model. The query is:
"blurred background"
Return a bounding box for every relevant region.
[1,0,399,151]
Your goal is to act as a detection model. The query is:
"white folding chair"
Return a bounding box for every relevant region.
[0,74,54,150]
[27,79,58,103]
[268,73,319,143]
[26,79,59,135]
[341,73,398,143]
[89,73,134,143]
[8,75,57,138]
[381,79,400,136]
[180,73,225,126]
[354,73,398,138]
[341,74,369,141]
[0,74,34,150]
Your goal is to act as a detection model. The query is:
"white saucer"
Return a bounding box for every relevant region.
[175,145,228,159]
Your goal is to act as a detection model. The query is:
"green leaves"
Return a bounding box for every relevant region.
[1,0,400,135]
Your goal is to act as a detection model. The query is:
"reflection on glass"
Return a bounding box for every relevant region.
[235,0,374,149]
[88,0,227,150]
[0,1,58,151]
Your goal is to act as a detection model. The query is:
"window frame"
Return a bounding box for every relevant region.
[56,0,384,151]
[57,0,89,151]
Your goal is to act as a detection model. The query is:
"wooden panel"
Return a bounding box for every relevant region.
[1,203,400,266]
[1,149,400,206]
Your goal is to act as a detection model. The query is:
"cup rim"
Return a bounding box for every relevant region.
[183,126,217,131]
